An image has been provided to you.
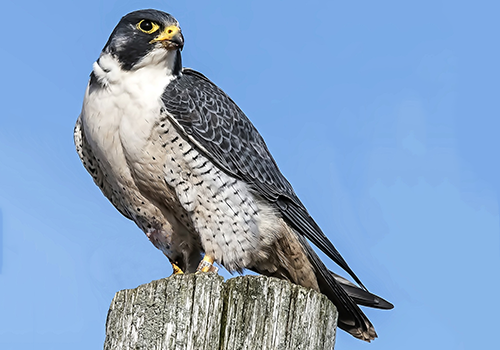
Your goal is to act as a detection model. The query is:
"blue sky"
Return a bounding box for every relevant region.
[0,1,499,349]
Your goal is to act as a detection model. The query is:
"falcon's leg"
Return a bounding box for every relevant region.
[196,255,219,273]
[166,256,185,275]
[171,262,184,275]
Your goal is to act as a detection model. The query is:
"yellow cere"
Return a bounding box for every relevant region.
[136,19,160,34]
[150,25,180,43]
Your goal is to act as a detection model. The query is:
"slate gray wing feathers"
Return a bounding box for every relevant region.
[162,68,366,289]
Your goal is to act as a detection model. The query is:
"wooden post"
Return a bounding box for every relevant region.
[104,274,338,350]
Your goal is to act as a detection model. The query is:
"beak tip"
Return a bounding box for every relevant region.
[173,33,184,50]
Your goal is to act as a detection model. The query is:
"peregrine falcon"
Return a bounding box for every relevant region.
[74,9,393,341]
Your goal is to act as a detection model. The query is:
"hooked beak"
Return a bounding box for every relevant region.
[150,25,184,50]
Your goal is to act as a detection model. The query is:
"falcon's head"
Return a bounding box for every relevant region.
[101,9,184,73]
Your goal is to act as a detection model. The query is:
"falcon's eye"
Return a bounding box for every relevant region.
[137,20,160,34]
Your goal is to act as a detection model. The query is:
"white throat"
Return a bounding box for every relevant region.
[92,48,178,90]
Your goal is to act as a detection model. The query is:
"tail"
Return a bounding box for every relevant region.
[295,234,392,342]
[331,271,393,310]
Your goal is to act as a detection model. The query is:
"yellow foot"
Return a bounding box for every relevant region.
[171,262,184,275]
[196,255,219,273]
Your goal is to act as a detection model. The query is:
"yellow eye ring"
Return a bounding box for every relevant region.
[137,20,160,34]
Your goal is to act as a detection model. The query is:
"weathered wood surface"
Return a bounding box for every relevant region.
[104,274,338,350]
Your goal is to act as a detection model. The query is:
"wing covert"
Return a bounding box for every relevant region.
[162,68,296,202]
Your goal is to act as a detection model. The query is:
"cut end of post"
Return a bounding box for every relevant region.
[104,274,338,350]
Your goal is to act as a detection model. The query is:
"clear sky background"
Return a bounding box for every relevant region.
[0,1,498,349]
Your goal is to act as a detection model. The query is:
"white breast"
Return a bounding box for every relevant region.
[80,51,175,177]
